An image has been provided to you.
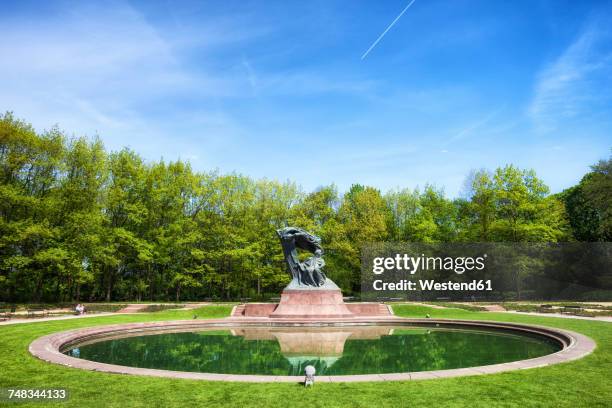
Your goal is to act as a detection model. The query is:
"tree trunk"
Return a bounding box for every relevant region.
[105,267,114,302]
[34,276,43,303]
[148,264,154,301]
[55,278,61,302]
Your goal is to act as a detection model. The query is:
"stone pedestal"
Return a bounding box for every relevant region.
[270,279,353,318]
[233,278,392,318]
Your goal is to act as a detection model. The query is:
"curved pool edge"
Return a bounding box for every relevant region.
[28,317,596,382]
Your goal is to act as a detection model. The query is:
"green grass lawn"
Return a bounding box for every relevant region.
[1,304,610,407]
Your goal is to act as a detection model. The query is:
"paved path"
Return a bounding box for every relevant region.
[3,304,610,326]
[183,303,211,309]
[413,302,448,309]
[504,310,612,322]
[117,303,210,313]
[1,303,211,325]
[416,303,611,321]
[0,313,117,325]
[117,304,149,313]
[392,302,611,322]
[481,304,506,312]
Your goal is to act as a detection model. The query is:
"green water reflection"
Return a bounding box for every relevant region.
[65,326,560,375]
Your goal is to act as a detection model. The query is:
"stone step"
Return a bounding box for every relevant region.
[378,304,392,315]
[232,304,246,317]
[235,301,393,318]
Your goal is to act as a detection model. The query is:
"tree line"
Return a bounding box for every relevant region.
[0,113,610,302]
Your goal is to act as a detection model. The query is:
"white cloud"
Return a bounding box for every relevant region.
[0,0,380,161]
[529,22,612,132]
[0,1,243,142]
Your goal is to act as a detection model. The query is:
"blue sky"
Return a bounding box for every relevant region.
[1,0,611,196]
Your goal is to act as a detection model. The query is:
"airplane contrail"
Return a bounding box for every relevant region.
[361,0,417,60]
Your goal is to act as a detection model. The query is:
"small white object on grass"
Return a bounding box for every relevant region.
[304,365,316,387]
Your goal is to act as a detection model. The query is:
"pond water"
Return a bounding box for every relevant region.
[64,325,561,375]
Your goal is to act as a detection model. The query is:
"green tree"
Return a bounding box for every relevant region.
[460,169,496,241]
[563,155,612,241]
[0,113,606,302]
[490,165,569,242]
[339,185,389,292]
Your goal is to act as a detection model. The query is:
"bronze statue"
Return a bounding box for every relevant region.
[276,227,327,287]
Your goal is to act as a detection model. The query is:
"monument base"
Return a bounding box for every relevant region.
[234,278,393,318]
[268,278,352,318]
[270,288,354,319]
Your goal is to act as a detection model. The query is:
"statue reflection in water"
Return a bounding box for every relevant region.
[231,326,395,375]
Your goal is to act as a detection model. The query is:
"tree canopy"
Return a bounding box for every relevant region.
[0,113,608,302]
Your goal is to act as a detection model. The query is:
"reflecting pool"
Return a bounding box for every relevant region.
[64,325,561,375]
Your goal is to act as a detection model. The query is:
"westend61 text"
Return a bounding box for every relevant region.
[372,279,493,291]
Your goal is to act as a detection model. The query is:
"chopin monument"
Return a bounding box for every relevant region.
[276,227,328,288]
[234,226,389,318]
[270,227,353,318]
